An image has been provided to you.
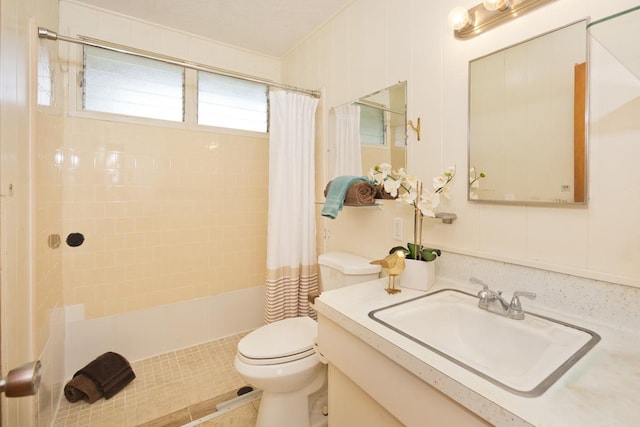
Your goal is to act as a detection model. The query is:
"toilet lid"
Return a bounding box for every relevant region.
[238,317,317,364]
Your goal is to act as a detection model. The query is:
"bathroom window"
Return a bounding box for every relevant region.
[197,72,268,132]
[83,46,185,122]
[81,46,269,133]
[360,104,386,146]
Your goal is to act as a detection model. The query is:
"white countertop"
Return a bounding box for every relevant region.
[315,278,640,427]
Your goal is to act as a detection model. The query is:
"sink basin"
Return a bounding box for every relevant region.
[368,289,600,397]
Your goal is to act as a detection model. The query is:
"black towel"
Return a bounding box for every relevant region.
[64,352,135,403]
[64,374,102,403]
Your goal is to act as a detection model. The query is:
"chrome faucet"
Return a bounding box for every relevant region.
[470,277,536,320]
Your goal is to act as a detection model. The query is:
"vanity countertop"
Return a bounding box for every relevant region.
[314,278,640,427]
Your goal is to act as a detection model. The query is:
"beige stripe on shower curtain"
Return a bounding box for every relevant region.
[264,90,320,323]
[265,266,318,323]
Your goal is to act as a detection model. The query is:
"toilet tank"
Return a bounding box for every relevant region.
[318,252,381,292]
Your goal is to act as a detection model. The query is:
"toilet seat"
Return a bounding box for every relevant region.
[237,317,318,366]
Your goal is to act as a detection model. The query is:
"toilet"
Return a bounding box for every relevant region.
[234,252,381,427]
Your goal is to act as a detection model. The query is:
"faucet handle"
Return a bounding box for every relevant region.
[514,290,536,300]
[470,277,489,291]
[508,291,536,319]
[471,277,494,310]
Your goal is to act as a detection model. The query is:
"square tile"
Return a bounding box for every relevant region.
[54,333,250,426]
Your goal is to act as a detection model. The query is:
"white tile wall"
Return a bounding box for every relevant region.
[65,286,264,378]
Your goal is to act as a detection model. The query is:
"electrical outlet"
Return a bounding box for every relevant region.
[392,218,403,241]
[323,227,331,240]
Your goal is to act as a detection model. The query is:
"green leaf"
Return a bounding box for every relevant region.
[388,244,441,262]
[421,248,441,262]
[406,242,421,259]
[389,246,409,255]
[423,248,441,257]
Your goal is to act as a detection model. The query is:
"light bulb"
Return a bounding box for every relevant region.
[448,7,473,31]
[482,0,511,11]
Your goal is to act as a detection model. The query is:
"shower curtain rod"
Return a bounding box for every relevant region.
[354,100,404,115]
[37,27,321,98]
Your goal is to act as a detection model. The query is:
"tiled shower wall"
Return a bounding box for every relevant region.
[34,110,270,424]
[60,117,269,319]
[32,3,282,423]
[56,0,280,320]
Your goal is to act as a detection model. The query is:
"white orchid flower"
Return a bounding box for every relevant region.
[418,192,440,217]
[368,163,392,184]
[378,163,392,175]
[369,163,456,216]
[383,178,402,197]
[398,186,418,205]
[368,163,457,258]
[404,175,419,191]
[433,166,455,192]
[432,174,448,191]
[395,168,408,179]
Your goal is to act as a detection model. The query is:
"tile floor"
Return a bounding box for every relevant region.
[53,333,259,426]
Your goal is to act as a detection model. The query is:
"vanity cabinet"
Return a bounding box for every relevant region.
[317,314,490,427]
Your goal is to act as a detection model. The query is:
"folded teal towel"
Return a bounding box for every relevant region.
[321,176,370,219]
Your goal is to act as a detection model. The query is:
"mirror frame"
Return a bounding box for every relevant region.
[467,20,589,206]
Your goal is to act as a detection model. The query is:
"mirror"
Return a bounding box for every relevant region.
[588,6,640,79]
[468,20,588,204]
[329,82,407,178]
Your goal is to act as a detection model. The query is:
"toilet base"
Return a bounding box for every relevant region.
[255,365,327,427]
[309,387,329,427]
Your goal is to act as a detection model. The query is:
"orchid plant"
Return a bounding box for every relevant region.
[368,163,456,261]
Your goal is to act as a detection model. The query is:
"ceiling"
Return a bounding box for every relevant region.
[73,0,353,57]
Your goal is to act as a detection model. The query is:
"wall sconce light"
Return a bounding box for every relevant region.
[448,0,555,39]
[482,0,511,11]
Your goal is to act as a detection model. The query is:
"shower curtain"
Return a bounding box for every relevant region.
[264,90,319,323]
[329,103,361,178]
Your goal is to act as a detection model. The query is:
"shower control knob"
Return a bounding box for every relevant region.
[0,360,42,397]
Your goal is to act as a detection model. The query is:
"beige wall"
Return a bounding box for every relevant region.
[53,1,276,319]
[60,119,268,318]
[284,0,640,289]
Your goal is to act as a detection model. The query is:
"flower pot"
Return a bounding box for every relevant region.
[399,258,436,292]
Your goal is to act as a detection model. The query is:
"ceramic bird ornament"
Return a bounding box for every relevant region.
[370,249,406,294]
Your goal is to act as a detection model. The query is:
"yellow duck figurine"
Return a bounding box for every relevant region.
[370,250,406,294]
